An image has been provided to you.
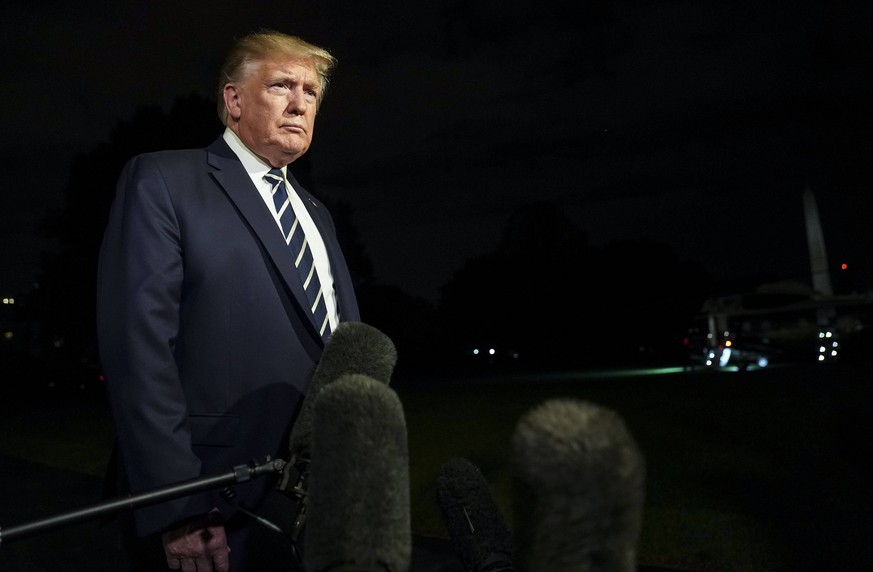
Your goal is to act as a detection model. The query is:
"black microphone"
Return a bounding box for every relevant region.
[288,321,398,457]
[303,374,411,572]
[278,322,397,543]
[510,399,645,572]
[436,457,513,572]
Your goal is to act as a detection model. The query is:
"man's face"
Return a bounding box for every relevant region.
[225,57,320,167]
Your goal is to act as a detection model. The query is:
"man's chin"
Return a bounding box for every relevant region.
[262,145,307,167]
[282,148,308,164]
[279,140,309,161]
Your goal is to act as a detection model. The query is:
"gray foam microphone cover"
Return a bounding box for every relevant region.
[303,374,411,572]
[511,399,645,572]
[289,321,398,455]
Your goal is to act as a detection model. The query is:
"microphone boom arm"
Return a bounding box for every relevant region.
[0,456,286,546]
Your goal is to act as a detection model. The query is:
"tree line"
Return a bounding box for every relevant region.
[20,94,714,380]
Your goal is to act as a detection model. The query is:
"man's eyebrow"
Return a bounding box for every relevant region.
[267,73,318,89]
[268,73,295,82]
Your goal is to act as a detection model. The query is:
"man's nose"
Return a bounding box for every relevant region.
[286,87,309,115]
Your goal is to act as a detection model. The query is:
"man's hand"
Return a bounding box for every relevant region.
[162,508,230,571]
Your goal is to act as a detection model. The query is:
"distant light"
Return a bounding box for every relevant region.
[841,263,848,270]
[2,298,13,305]
[725,340,733,347]
[819,355,825,361]
[758,357,769,368]
[489,348,496,355]
[472,349,480,355]
[826,331,833,338]
[3,331,12,340]
[820,346,827,353]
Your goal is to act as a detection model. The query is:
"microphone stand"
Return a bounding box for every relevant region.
[0,456,286,546]
[277,451,310,566]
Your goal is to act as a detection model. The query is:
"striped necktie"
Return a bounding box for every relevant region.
[264,168,331,341]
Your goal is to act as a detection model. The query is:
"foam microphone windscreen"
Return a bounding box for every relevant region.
[436,457,513,572]
[289,321,398,456]
[303,374,411,572]
[510,399,645,572]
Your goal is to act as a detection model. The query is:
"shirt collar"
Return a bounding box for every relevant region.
[222,128,286,180]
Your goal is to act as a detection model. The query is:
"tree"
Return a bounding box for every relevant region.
[30,94,221,368]
[438,201,713,370]
[439,202,597,369]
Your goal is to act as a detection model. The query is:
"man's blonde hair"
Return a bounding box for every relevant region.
[217,30,337,125]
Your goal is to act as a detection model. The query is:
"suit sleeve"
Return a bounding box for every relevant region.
[96,154,214,536]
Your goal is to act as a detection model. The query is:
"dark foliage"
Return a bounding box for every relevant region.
[438,202,713,371]
[27,96,714,378]
[29,94,223,367]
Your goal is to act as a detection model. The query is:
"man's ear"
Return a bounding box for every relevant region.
[223,84,242,121]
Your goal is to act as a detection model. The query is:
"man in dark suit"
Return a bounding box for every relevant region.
[97,30,359,571]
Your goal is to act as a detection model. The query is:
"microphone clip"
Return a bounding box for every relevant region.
[277,452,310,542]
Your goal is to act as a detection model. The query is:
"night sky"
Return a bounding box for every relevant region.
[3,0,872,303]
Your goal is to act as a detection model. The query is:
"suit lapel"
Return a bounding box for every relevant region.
[205,138,323,344]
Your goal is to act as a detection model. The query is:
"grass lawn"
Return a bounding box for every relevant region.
[394,362,873,571]
[2,361,871,571]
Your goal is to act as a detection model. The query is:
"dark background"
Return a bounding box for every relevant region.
[2,0,872,373]
[2,4,873,570]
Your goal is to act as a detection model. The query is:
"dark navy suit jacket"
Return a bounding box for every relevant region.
[96,136,359,536]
